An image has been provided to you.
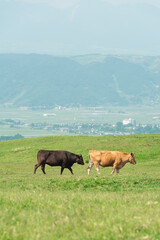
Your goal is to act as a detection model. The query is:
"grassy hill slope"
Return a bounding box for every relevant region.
[0,134,160,239]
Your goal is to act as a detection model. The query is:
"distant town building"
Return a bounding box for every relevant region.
[122,118,136,126]
[153,116,160,120]
[43,113,56,117]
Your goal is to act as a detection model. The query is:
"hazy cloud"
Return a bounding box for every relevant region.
[101,0,160,8]
[1,0,160,9]
[0,0,80,9]
[70,4,79,21]
[1,0,160,55]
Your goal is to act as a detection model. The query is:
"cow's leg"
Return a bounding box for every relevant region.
[116,168,119,174]
[61,167,64,175]
[68,167,74,175]
[87,162,94,175]
[34,163,41,174]
[41,164,46,174]
[94,162,100,174]
[111,163,117,174]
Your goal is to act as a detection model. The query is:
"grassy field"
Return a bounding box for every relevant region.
[0,134,160,240]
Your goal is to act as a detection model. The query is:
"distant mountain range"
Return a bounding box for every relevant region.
[0,54,160,107]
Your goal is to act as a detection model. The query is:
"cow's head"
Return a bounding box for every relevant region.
[129,152,136,165]
[76,154,84,165]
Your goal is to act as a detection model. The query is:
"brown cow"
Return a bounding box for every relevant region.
[34,150,84,175]
[87,150,136,175]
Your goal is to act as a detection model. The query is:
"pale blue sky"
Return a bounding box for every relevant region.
[0,0,160,55]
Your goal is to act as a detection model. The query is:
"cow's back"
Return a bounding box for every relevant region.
[100,151,118,167]
[89,150,121,167]
[46,151,67,166]
[37,150,75,166]
[37,150,50,161]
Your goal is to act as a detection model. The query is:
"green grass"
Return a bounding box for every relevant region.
[0,134,160,240]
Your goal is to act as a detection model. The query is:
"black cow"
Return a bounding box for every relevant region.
[34,150,84,175]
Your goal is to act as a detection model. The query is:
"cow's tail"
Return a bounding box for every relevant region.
[87,150,92,169]
[87,151,94,175]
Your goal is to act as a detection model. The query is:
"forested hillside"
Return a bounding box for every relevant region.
[0,54,160,107]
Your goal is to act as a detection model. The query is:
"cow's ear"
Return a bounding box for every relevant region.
[79,154,82,157]
[131,152,134,156]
